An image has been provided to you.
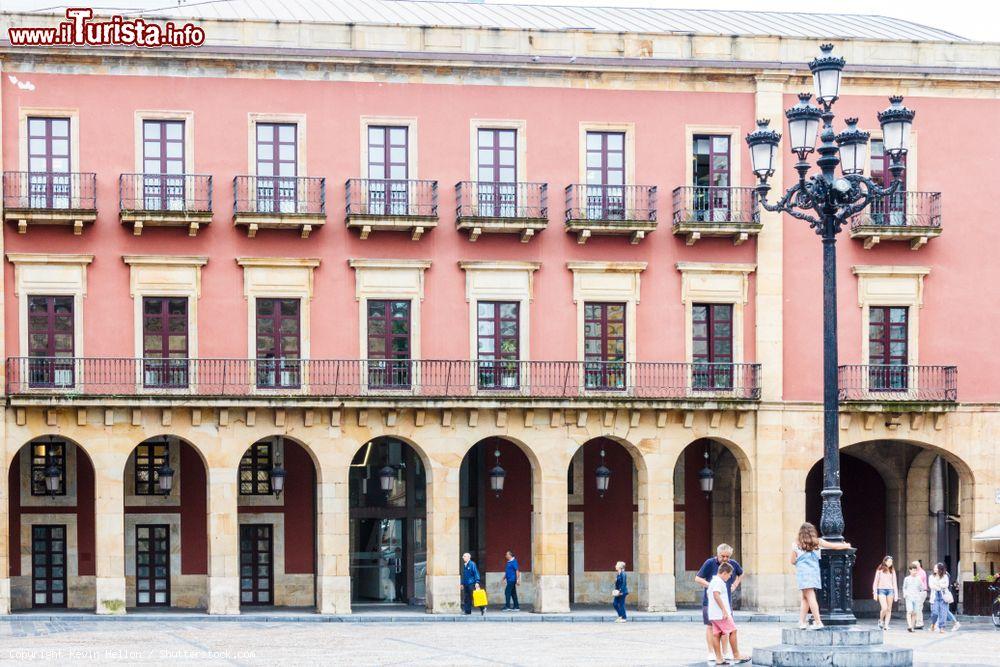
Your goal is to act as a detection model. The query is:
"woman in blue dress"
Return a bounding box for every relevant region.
[791,522,853,630]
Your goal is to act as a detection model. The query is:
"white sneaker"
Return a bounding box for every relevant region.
[723,654,735,663]
[707,654,716,663]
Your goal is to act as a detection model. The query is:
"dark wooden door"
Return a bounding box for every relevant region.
[869,306,908,390]
[476,128,517,217]
[692,303,734,390]
[367,126,409,215]
[142,297,189,388]
[240,524,274,606]
[27,116,71,209]
[583,302,626,390]
[367,300,411,388]
[32,524,67,608]
[255,123,297,213]
[585,131,625,219]
[135,524,170,607]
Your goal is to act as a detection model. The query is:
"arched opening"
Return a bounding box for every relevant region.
[566,437,638,605]
[806,452,887,600]
[236,436,316,609]
[673,438,745,608]
[122,435,208,610]
[7,436,96,610]
[804,440,970,607]
[459,437,533,609]
[349,437,427,607]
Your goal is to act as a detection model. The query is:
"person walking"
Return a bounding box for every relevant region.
[612,560,628,622]
[791,522,852,630]
[707,562,751,665]
[460,552,481,616]
[503,550,521,612]
[695,544,743,663]
[872,556,899,630]
[902,564,925,632]
[910,560,928,629]
[928,562,960,633]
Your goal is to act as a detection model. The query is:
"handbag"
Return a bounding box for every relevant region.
[472,587,488,607]
[943,587,954,605]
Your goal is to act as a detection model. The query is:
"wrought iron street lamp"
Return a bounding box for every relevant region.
[698,447,715,497]
[489,448,506,497]
[378,465,396,493]
[270,460,286,497]
[157,462,175,494]
[44,460,61,495]
[746,42,914,625]
[595,448,611,498]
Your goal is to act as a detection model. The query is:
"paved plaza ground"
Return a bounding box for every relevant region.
[0,614,997,666]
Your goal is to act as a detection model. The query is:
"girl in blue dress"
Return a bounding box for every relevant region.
[791,522,853,630]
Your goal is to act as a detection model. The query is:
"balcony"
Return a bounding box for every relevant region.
[455,181,548,242]
[6,358,761,407]
[2,171,97,234]
[564,184,657,244]
[849,191,942,249]
[119,173,213,236]
[233,175,326,238]
[838,364,957,409]
[345,178,438,240]
[671,186,761,246]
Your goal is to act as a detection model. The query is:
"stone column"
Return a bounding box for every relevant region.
[92,452,126,615]
[637,450,675,611]
[0,421,10,615]
[749,418,787,612]
[531,446,570,613]
[425,458,461,613]
[206,465,240,614]
[314,450,350,614]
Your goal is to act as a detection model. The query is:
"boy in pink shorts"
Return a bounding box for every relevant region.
[707,562,750,665]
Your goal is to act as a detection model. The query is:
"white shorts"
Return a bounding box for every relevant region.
[905,598,921,613]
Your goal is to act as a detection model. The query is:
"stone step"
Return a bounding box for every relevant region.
[752,644,913,667]
[781,627,885,646]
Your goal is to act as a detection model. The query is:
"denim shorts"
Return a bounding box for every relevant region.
[877,588,894,597]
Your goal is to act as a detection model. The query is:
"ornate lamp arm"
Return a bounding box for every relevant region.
[755,180,822,227]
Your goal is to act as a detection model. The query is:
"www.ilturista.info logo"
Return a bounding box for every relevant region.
[8,8,206,48]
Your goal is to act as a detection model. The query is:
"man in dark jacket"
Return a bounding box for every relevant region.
[460,552,481,615]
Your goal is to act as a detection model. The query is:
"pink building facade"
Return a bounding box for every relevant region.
[0,2,997,615]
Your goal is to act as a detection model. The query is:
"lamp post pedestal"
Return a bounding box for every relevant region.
[752,627,912,667]
[818,547,857,625]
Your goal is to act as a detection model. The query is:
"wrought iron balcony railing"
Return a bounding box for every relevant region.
[565,184,657,224]
[2,171,97,212]
[456,181,547,220]
[849,191,941,230]
[119,173,212,215]
[233,175,325,216]
[838,364,957,402]
[6,358,761,401]
[346,179,438,218]
[671,186,759,225]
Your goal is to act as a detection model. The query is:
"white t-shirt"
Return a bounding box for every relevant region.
[707,576,731,621]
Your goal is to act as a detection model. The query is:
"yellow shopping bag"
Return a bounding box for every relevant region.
[472,588,488,607]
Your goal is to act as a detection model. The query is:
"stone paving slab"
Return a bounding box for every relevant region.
[0,618,996,665]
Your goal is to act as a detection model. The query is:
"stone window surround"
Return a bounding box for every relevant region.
[133,110,196,174]
[124,437,182,507]
[684,125,743,189]
[578,122,635,186]
[360,116,418,179]
[237,511,288,582]
[459,260,540,375]
[676,262,756,365]
[238,438,285,509]
[237,257,320,367]
[568,261,646,364]
[123,255,207,362]
[247,113,308,176]
[349,259,431,363]
[19,107,81,173]
[123,513,182,581]
[7,253,93,360]
[19,440,78,508]
[19,514,80,580]
[853,265,930,367]
[468,119,528,181]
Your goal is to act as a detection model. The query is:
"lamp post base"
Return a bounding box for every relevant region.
[753,627,912,666]
[818,547,857,625]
